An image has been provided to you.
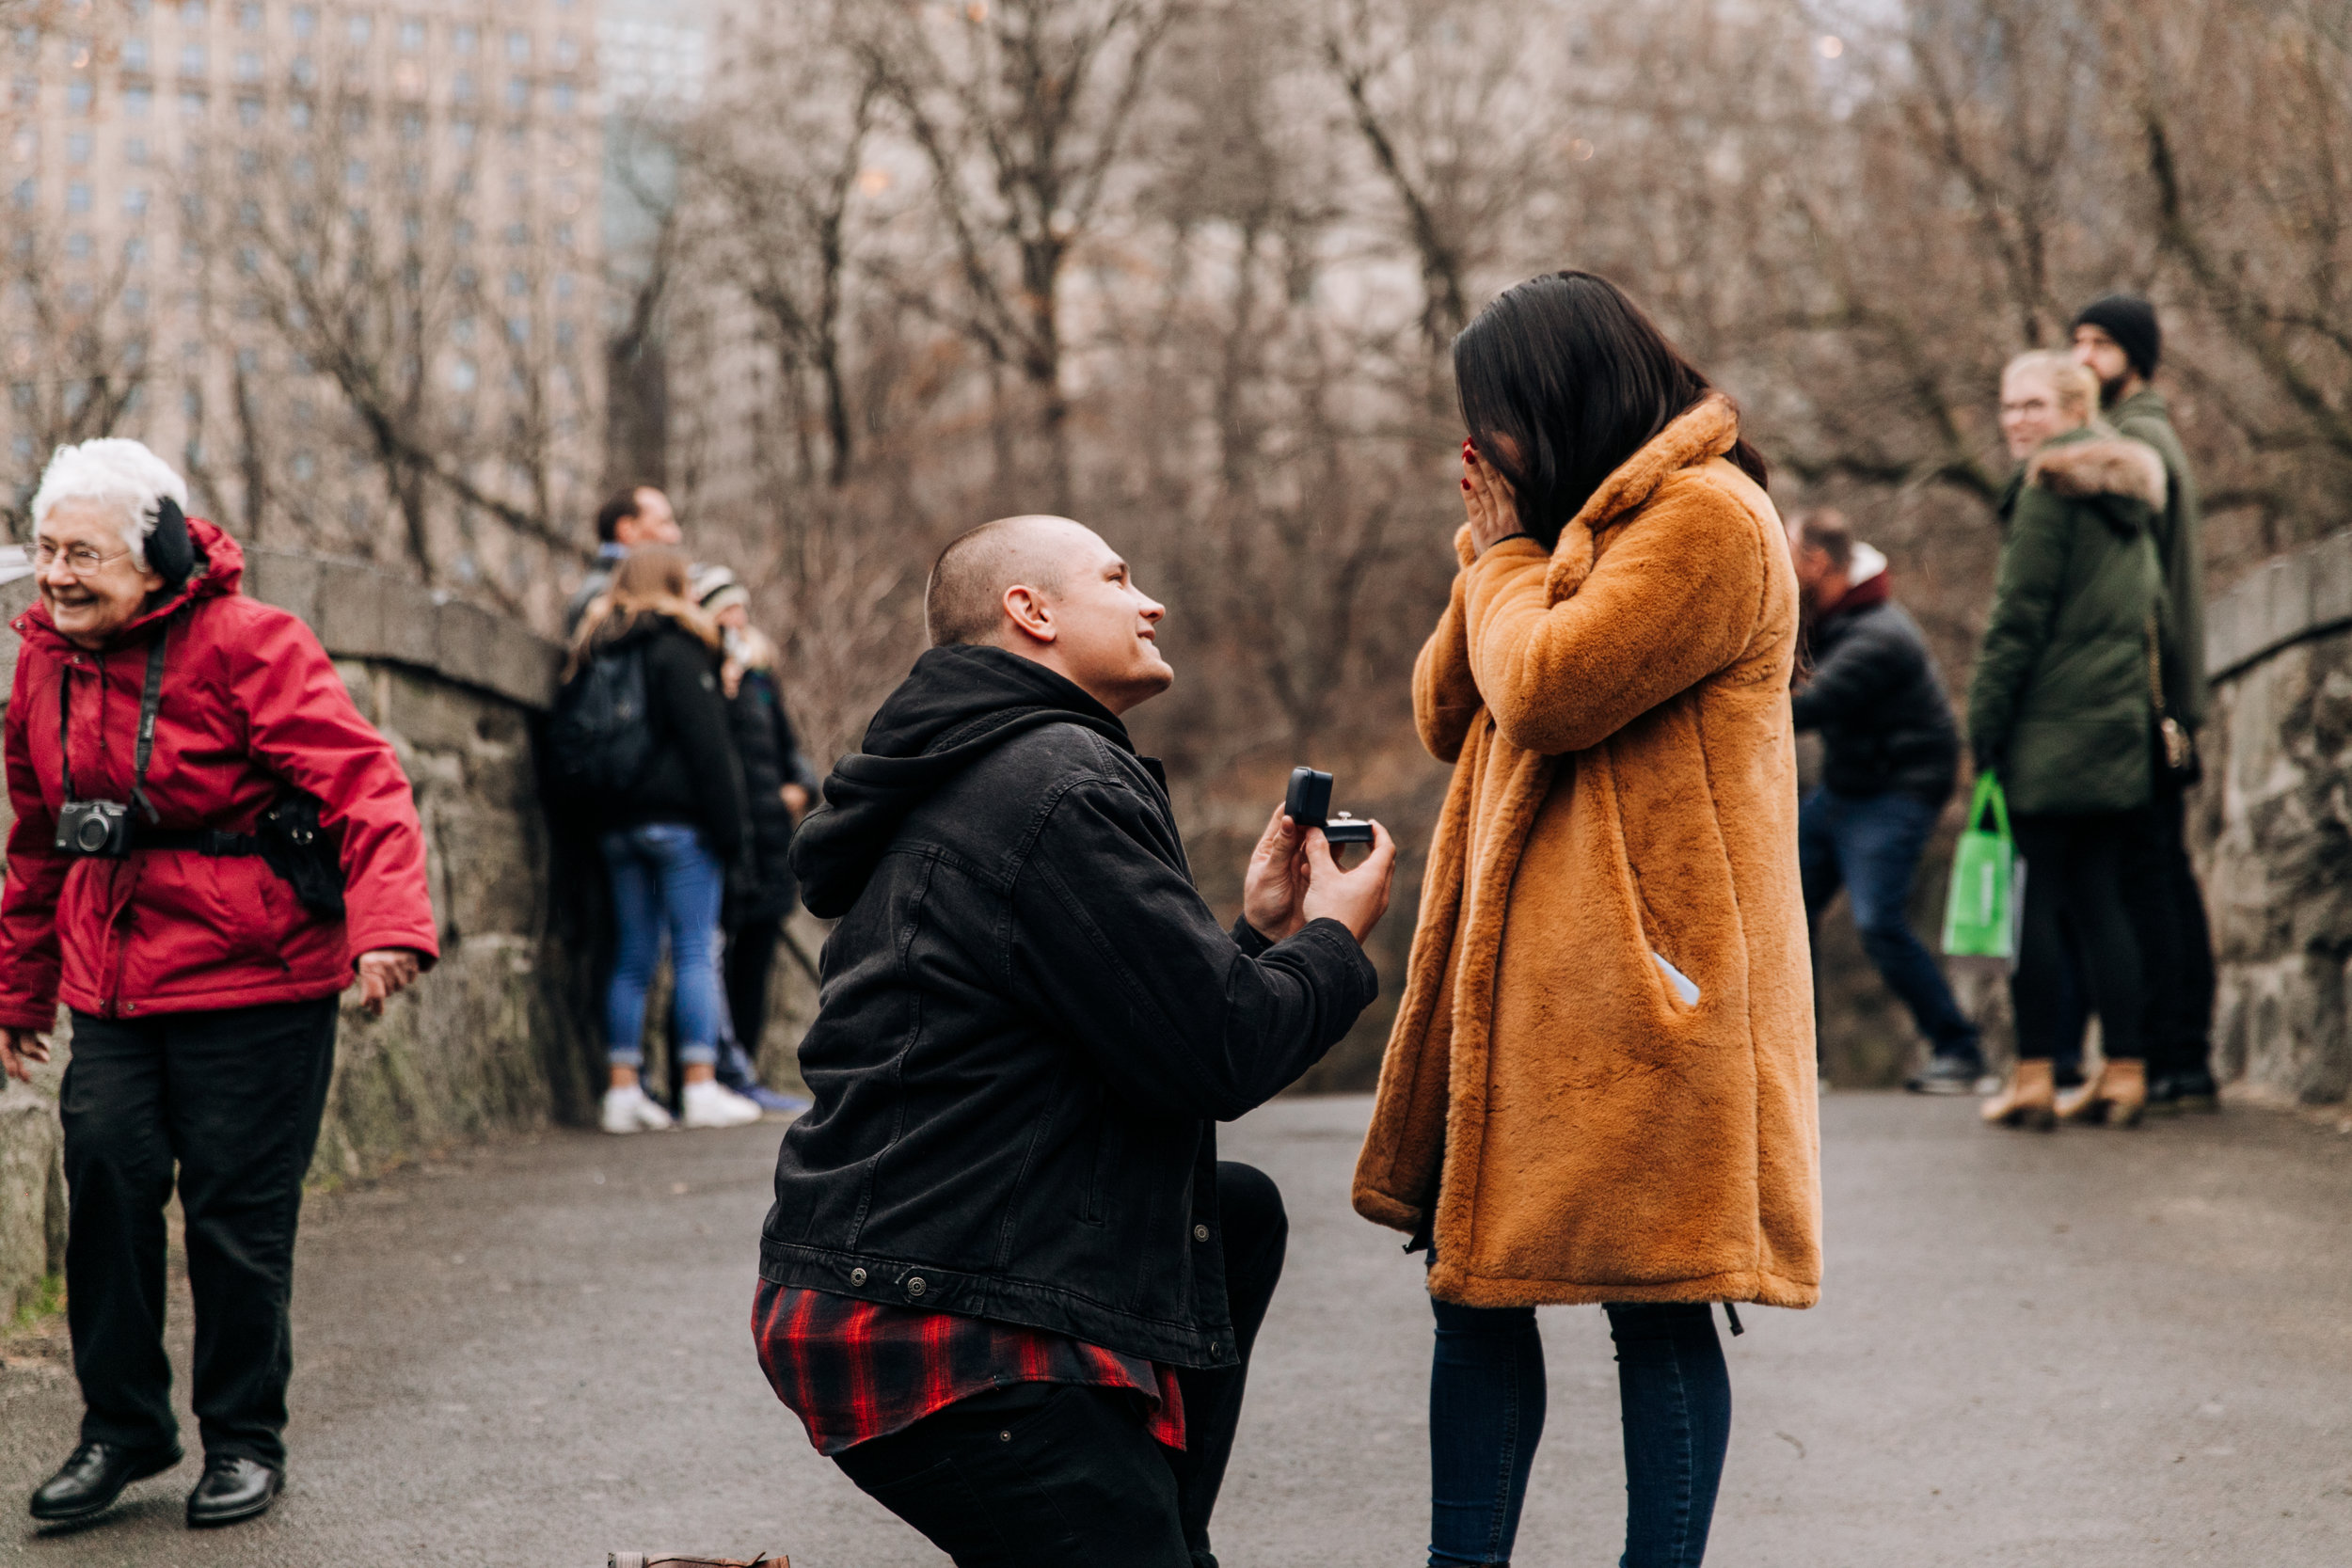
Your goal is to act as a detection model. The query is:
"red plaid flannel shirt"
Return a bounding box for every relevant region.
[753,1280,1185,1456]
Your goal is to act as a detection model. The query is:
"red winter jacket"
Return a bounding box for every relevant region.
[0,519,438,1026]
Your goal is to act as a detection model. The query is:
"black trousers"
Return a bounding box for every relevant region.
[834,1162,1289,1568]
[723,912,783,1057]
[2137,775,2217,1079]
[2010,813,2147,1063]
[59,996,340,1468]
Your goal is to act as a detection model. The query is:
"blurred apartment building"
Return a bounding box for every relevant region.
[1,0,605,609]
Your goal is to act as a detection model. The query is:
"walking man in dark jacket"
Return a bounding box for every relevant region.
[2072,293,2219,1112]
[1788,510,1982,1093]
[756,515,1396,1568]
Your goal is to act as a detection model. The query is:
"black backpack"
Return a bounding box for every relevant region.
[547,645,656,799]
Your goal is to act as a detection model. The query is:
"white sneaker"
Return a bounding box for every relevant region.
[681,1079,763,1129]
[601,1084,675,1134]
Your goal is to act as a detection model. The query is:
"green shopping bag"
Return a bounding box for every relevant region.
[1942,772,2024,961]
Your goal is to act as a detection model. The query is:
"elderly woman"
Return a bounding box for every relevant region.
[1970,353,2169,1130]
[0,440,437,1530]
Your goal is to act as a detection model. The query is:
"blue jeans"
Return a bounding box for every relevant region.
[1428,1300,1730,1568]
[599,823,729,1069]
[1799,786,1981,1062]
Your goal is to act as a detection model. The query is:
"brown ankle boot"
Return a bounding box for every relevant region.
[1981,1059,2058,1130]
[2057,1058,2147,1127]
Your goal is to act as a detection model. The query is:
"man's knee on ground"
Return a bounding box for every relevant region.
[1215,1162,1286,1248]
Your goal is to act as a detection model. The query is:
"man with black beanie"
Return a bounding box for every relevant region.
[2071,293,2219,1112]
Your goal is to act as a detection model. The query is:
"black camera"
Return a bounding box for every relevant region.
[56,799,133,858]
[1285,767,1374,845]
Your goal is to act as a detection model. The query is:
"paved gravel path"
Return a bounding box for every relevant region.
[4,1092,2350,1567]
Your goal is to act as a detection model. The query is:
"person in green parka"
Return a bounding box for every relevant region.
[1969,351,2169,1131]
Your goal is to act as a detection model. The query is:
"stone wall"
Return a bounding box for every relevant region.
[0,550,587,1317]
[2194,529,2352,1103]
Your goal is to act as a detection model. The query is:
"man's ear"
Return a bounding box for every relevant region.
[1002,584,1056,645]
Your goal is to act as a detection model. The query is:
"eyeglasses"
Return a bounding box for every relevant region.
[33,539,133,574]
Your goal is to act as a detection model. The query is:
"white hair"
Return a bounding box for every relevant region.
[29,438,190,568]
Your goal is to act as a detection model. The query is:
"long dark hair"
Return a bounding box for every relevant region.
[1454,271,1769,548]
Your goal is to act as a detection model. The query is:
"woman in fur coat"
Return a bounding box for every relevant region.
[1969,351,2169,1130]
[1354,273,1819,1568]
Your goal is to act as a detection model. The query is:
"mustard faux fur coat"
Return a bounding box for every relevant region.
[1353,395,1821,1310]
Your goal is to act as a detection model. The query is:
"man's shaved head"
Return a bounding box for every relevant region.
[925,515,1090,647]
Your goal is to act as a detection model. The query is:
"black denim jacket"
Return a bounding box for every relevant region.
[763,647,1378,1368]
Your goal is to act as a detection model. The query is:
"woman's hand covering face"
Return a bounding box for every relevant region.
[1461,441,1524,557]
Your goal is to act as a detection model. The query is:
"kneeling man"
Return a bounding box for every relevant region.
[755,515,1395,1567]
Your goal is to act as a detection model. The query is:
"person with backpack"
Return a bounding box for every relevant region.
[558,548,757,1133]
[692,566,816,1117]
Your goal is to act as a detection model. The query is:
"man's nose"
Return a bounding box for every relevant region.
[1139,596,1165,622]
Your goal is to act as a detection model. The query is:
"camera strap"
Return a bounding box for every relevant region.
[57,631,169,824]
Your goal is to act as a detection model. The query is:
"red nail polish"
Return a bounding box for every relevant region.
[1461,478,1472,490]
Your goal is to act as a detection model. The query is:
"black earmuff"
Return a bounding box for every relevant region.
[146,496,196,589]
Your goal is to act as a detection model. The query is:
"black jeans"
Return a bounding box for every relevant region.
[723,912,783,1057]
[2137,776,2217,1080]
[1427,1300,1730,1568]
[2010,813,2147,1062]
[834,1161,1288,1568]
[59,996,340,1468]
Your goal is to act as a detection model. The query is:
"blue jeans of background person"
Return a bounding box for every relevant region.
[1428,1299,1730,1568]
[599,822,728,1069]
[1799,786,1981,1063]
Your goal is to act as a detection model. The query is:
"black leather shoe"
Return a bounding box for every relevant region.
[28,1439,183,1524]
[185,1455,282,1528]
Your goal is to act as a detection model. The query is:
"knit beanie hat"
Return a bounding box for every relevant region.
[2070,293,2160,380]
[692,563,751,617]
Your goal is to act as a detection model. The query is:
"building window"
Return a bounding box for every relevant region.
[291,450,316,481]
[448,357,476,392]
[504,74,526,109]
[124,85,152,117]
[180,43,205,76]
[505,30,529,63]
[291,5,315,39]
[344,157,364,186]
[346,14,371,46]
[181,1,207,25]
[238,2,262,30]
[10,76,34,108]
[67,132,91,163]
[125,138,148,165]
[66,182,89,213]
[551,81,574,114]
[453,24,475,53]
[235,49,260,81]
[67,79,91,112]
[179,89,204,118]
[125,287,149,314]
[450,117,475,149]
[291,54,313,86]
[399,17,422,52]
[451,70,472,102]
[124,186,150,214]
[9,179,32,210]
[504,268,527,295]
[237,95,261,125]
[66,231,91,259]
[287,97,310,127]
[554,35,578,68]
[122,37,150,71]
